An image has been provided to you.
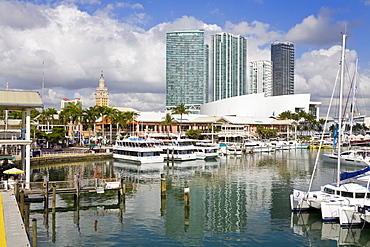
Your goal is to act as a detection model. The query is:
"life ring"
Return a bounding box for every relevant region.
[43,182,47,188]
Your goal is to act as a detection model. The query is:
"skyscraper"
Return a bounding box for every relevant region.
[166,29,209,108]
[249,60,273,97]
[271,42,295,96]
[95,71,109,106]
[212,33,247,101]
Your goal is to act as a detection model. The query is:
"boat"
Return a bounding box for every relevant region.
[243,140,274,153]
[112,136,164,164]
[290,33,370,226]
[161,139,196,161]
[194,142,219,160]
[322,148,370,167]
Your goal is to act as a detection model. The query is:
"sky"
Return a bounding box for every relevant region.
[0,0,370,118]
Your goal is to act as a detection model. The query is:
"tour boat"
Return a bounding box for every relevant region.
[194,142,219,160]
[113,137,164,164]
[161,139,196,161]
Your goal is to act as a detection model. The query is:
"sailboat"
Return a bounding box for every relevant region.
[290,33,370,225]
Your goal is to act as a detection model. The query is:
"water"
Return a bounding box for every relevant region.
[28,149,370,246]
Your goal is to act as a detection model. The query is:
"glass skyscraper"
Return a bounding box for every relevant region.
[211,32,247,101]
[271,42,295,96]
[166,29,209,108]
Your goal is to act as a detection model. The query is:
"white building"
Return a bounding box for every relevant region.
[60,98,82,110]
[249,60,273,97]
[200,93,321,119]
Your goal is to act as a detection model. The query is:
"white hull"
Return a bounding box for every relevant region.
[322,150,370,167]
[113,153,164,163]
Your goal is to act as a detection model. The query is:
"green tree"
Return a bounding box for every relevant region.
[185,129,202,139]
[171,103,190,135]
[160,113,177,135]
[256,125,278,139]
[45,127,67,146]
[59,102,83,144]
[40,108,58,131]
[124,111,139,135]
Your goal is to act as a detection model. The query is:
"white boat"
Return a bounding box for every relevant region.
[113,137,164,164]
[290,33,370,226]
[244,140,274,153]
[161,139,196,161]
[322,148,370,167]
[226,144,243,155]
[194,142,219,160]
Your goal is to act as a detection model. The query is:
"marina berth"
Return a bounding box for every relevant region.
[113,136,164,164]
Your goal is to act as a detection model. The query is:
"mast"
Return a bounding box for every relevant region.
[337,33,346,187]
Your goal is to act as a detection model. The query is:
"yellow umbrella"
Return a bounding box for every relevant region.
[3,168,25,174]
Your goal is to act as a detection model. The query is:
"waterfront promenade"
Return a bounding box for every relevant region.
[0,191,30,246]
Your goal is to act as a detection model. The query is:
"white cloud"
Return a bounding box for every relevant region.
[286,8,346,47]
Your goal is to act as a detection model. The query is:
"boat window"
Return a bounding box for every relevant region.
[341,191,353,198]
[324,188,334,194]
[355,193,370,198]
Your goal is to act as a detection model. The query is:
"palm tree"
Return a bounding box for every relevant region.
[59,102,83,145]
[111,110,129,139]
[124,111,139,136]
[171,103,190,136]
[40,108,58,132]
[82,107,100,143]
[104,106,118,144]
[160,113,177,136]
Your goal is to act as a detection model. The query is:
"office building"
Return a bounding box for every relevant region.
[249,60,273,97]
[166,29,209,108]
[212,32,247,101]
[60,98,82,109]
[271,42,295,96]
[95,71,109,107]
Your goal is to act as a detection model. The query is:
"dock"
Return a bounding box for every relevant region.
[0,191,30,246]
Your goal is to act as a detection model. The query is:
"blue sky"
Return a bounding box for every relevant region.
[0,0,370,116]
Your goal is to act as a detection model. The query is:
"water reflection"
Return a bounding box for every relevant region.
[27,150,370,246]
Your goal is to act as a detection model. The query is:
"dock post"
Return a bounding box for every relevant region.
[184,181,190,208]
[25,202,30,234]
[44,178,49,210]
[52,185,56,212]
[19,190,25,219]
[171,149,174,165]
[32,218,37,247]
[14,181,19,202]
[74,174,80,202]
[184,181,190,231]
[161,173,166,198]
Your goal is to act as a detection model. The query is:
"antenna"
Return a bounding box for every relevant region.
[42,61,45,99]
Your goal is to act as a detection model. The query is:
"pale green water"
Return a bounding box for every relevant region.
[28,149,370,246]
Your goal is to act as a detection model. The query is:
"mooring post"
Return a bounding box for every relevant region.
[171,148,174,165]
[32,218,37,247]
[52,185,56,212]
[184,181,190,207]
[166,149,169,165]
[74,174,80,202]
[44,178,49,210]
[14,181,19,202]
[160,173,166,198]
[19,190,25,218]
[25,203,30,234]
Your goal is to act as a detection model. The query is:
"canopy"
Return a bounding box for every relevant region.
[3,168,25,174]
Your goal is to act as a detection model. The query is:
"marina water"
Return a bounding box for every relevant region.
[29,149,370,246]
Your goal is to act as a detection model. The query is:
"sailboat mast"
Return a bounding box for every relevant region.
[337,33,346,187]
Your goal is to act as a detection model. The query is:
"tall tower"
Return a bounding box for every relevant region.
[166,29,209,108]
[212,33,247,101]
[95,71,109,106]
[271,42,295,96]
[249,60,273,97]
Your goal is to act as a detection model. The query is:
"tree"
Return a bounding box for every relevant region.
[124,111,139,135]
[59,102,83,144]
[256,125,278,139]
[82,106,100,143]
[39,108,58,132]
[171,103,190,136]
[160,113,177,135]
[185,129,202,139]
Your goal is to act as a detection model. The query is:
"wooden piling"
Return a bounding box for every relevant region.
[25,203,30,234]
[52,185,56,212]
[32,218,37,247]
[14,181,19,202]
[184,182,190,208]
[160,173,166,198]
[74,175,80,202]
[19,190,25,218]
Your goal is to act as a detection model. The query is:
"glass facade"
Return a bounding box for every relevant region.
[211,33,247,101]
[249,60,272,97]
[271,42,295,96]
[166,29,209,108]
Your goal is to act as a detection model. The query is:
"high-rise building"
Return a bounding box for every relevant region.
[212,33,247,101]
[60,98,82,109]
[166,29,209,108]
[249,60,273,97]
[271,42,295,96]
[95,71,109,107]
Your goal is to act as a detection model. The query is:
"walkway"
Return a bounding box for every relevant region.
[0,191,30,246]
